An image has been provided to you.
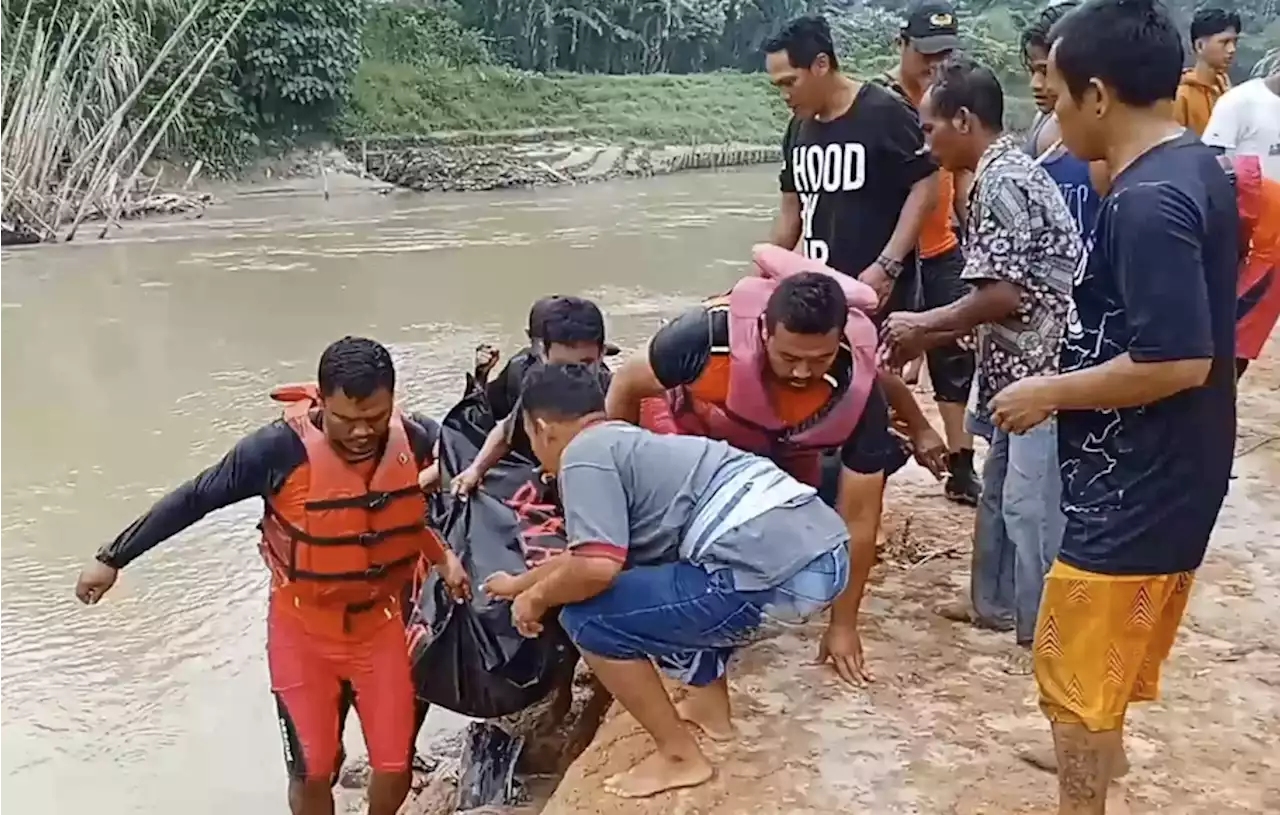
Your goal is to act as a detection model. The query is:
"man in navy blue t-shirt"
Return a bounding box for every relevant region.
[985,1,1239,811]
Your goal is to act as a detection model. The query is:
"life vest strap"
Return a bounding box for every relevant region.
[303,485,422,512]
[289,554,420,582]
[263,503,426,547]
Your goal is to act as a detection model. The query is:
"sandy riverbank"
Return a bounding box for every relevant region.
[536,350,1280,815]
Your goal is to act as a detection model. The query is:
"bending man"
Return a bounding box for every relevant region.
[73,337,470,815]
[486,363,851,799]
[607,262,932,683]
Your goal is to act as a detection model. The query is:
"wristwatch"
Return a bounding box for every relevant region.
[876,254,906,280]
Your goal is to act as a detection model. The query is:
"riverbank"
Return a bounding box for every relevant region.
[531,353,1280,814]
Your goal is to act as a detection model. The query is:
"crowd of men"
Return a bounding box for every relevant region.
[72,1,1278,814]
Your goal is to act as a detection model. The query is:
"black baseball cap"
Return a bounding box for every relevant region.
[902,1,960,55]
[527,295,620,356]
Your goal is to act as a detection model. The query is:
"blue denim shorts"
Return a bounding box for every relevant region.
[558,545,849,686]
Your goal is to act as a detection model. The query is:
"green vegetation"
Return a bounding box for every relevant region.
[3,0,1276,242]
[341,67,789,143]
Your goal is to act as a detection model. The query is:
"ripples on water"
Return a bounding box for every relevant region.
[0,168,775,814]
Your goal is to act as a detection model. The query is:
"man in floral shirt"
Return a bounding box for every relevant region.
[880,54,1081,671]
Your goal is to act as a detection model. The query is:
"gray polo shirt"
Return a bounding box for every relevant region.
[558,422,849,590]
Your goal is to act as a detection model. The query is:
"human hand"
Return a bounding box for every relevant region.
[989,376,1055,434]
[483,571,521,600]
[816,621,872,686]
[450,466,483,498]
[878,312,931,370]
[474,343,500,378]
[439,549,472,603]
[858,262,894,312]
[511,592,546,639]
[418,462,440,493]
[906,424,948,481]
[74,560,119,605]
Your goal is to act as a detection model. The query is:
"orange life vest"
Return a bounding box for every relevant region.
[259,384,446,615]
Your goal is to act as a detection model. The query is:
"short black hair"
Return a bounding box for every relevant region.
[541,296,606,348]
[763,272,848,335]
[318,336,396,399]
[520,363,606,421]
[1190,7,1241,41]
[1049,0,1183,106]
[929,54,1005,130]
[763,15,839,72]
[1021,2,1078,67]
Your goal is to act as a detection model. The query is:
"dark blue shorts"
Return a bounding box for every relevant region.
[558,546,848,686]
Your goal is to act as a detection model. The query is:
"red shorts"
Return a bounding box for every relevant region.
[267,590,415,781]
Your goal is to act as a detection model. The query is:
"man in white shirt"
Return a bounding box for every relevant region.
[1202,72,1280,182]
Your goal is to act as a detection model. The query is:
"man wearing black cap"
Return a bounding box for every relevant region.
[877,1,980,506]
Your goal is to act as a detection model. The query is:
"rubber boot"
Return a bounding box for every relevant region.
[945,449,980,506]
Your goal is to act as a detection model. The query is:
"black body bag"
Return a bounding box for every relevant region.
[407,390,573,719]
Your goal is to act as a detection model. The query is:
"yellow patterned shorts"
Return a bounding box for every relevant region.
[1033,559,1196,732]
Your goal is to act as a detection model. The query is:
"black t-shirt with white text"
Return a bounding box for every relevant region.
[780,83,937,278]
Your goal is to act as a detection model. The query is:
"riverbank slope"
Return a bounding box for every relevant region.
[540,351,1280,815]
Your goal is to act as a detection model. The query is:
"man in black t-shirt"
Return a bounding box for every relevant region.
[763,15,957,501]
[987,2,1238,809]
[764,14,940,316]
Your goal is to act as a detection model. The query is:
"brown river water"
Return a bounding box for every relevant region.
[0,168,778,815]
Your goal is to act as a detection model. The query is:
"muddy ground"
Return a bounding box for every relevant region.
[540,348,1280,815]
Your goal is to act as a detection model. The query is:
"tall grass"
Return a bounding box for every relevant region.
[0,0,255,243]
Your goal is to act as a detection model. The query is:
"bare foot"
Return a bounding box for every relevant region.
[675,679,736,743]
[603,751,714,799]
[676,697,736,743]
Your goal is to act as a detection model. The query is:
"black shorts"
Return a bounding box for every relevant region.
[918,247,975,404]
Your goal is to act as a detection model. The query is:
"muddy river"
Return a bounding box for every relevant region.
[0,168,778,814]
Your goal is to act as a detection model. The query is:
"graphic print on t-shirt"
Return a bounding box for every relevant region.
[791,142,867,265]
[779,83,937,278]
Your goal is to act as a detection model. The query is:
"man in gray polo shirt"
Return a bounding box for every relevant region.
[483,363,849,800]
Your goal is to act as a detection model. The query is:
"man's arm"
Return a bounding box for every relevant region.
[772,192,802,249]
[772,118,801,249]
[907,281,1023,348]
[881,173,939,265]
[96,423,296,568]
[1040,182,1215,411]
[521,439,631,611]
[877,101,939,266]
[821,384,898,683]
[605,308,714,423]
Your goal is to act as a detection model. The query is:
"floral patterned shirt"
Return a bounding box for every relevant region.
[962,133,1083,425]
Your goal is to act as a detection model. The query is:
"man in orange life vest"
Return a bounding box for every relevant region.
[73,337,470,815]
[607,247,941,684]
[1221,153,1280,380]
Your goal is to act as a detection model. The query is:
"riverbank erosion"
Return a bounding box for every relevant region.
[355,135,781,193]
[538,354,1280,815]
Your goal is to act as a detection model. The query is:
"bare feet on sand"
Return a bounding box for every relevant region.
[675,681,737,742]
[603,751,714,799]
[1019,744,1130,779]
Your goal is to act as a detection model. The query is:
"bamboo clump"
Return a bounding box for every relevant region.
[0,0,256,244]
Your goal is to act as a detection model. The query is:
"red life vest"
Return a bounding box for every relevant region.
[1228,155,1280,360]
[259,384,445,615]
[653,245,879,485]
